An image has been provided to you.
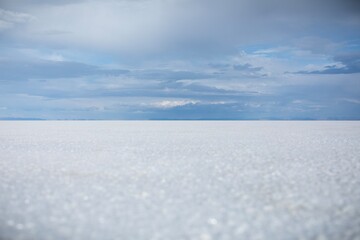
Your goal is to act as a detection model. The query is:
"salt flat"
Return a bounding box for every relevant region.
[0,121,359,240]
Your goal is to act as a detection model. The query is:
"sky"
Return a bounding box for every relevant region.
[0,0,359,120]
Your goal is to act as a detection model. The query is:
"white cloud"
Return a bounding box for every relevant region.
[44,53,65,62]
[294,36,342,55]
[153,100,199,109]
[0,8,33,31]
[253,46,292,55]
[341,98,360,104]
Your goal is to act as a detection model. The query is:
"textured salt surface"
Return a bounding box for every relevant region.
[0,121,359,240]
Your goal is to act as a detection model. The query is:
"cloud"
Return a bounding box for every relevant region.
[131,70,212,81]
[297,52,360,74]
[0,0,87,8]
[341,98,360,104]
[2,72,360,119]
[208,63,263,73]
[333,52,360,72]
[0,0,359,119]
[0,8,33,31]
[0,59,129,80]
[1,0,359,55]
[233,63,263,72]
[293,37,342,55]
[152,99,199,109]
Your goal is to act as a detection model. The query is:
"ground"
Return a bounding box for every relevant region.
[0,121,359,240]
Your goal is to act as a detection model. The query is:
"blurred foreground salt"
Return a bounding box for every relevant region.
[0,121,359,240]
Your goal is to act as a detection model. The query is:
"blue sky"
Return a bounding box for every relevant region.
[0,0,359,120]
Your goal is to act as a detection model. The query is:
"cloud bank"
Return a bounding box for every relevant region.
[0,0,359,119]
